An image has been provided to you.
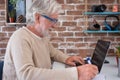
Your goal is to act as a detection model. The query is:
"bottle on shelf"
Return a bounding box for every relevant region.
[112,0,118,12]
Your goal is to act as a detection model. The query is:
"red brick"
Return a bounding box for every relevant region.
[75,43,87,48]
[67,11,82,15]
[67,49,79,53]
[50,37,64,42]
[0,16,5,20]
[62,5,75,10]
[66,38,83,42]
[66,49,94,56]
[94,16,105,20]
[100,37,115,41]
[62,22,77,26]
[77,22,85,27]
[87,0,99,4]
[0,22,5,26]
[75,32,86,37]
[86,5,93,12]
[0,5,5,9]
[67,27,82,31]
[49,32,57,37]
[100,0,115,4]
[92,33,107,36]
[1,49,6,54]
[76,5,85,10]
[56,0,64,4]
[59,43,75,49]
[78,52,87,58]
[0,0,5,4]
[89,43,97,48]
[54,27,66,31]
[84,38,99,42]
[2,27,16,31]
[116,38,120,41]
[0,32,6,37]
[77,49,94,56]
[59,15,74,21]
[74,16,84,20]
[58,32,73,37]
[0,43,7,48]
[0,37,9,42]
[66,0,84,4]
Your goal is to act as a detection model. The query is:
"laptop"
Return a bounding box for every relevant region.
[90,40,111,72]
[75,40,111,73]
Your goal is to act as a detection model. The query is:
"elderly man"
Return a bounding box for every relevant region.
[3,0,98,80]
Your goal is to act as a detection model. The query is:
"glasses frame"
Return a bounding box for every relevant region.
[41,15,58,24]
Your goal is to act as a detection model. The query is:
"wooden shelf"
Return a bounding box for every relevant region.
[6,23,26,26]
[84,12,120,15]
[84,30,120,33]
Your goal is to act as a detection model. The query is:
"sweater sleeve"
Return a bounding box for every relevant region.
[48,41,70,63]
[10,34,78,80]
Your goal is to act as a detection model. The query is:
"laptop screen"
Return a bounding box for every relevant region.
[91,40,110,72]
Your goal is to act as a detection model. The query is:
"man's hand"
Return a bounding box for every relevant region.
[65,56,85,66]
[77,64,98,80]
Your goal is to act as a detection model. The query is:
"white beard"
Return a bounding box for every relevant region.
[40,27,50,37]
[35,23,51,38]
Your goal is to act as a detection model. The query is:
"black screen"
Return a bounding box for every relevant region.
[91,40,110,72]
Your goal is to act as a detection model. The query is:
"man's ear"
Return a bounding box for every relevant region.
[34,13,41,23]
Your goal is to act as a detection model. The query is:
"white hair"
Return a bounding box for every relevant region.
[26,0,62,25]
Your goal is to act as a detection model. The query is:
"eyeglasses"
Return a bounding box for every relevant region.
[41,15,58,24]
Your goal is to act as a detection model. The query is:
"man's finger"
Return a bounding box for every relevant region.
[74,57,85,64]
[68,62,76,66]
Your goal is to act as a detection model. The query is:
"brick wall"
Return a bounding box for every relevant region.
[0,0,120,57]
[0,0,6,56]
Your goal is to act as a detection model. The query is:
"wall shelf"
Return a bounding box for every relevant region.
[6,23,26,26]
[84,12,120,15]
[84,0,120,34]
[84,30,120,33]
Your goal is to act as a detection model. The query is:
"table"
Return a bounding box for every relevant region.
[100,56,120,80]
[53,56,120,80]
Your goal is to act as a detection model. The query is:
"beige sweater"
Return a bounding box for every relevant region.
[3,27,78,80]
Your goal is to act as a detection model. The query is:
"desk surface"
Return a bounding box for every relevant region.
[53,56,120,80]
[101,56,120,80]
